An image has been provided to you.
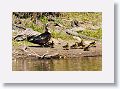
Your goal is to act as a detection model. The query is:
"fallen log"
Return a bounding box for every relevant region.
[38,53,62,59]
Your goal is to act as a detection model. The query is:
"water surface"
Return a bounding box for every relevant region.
[12,56,102,71]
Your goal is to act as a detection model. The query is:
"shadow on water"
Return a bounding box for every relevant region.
[12,56,102,71]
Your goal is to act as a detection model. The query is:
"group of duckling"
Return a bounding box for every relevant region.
[44,39,96,51]
[62,40,96,51]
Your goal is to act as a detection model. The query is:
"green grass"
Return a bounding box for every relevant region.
[12,40,38,47]
[24,12,102,39]
[25,21,44,33]
[51,30,74,40]
[77,28,102,39]
[54,18,71,29]
[39,15,48,24]
[13,12,102,46]
[60,12,102,26]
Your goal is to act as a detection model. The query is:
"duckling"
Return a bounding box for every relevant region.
[83,44,91,51]
[70,42,78,49]
[63,43,69,50]
[90,40,96,47]
[49,41,54,48]
[77,39,85,48]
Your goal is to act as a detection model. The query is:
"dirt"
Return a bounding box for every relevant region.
[12,41,102,60]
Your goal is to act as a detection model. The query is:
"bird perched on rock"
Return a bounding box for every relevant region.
[70,42,78,49]
[27,24,51,46]
[63,43,69,50]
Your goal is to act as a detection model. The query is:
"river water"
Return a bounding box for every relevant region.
[12,56,102,71]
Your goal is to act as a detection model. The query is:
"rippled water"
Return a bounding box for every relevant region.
[12,56,102,71]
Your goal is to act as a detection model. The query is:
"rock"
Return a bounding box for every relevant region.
[57,38,65,44]
[38,53,62,59]
[12,24,25,31]
[14,19,22,24]
[20,28,40,37]
[65,29,79,36]
[90,26,100,30]
[50,38,59,44]
[71,27,85,31]
[14,35,26,41]
[13,28,41,41]
[50,38,65,45]
[73,36,81,41]
[65,28,99,41]
[84,41,92,45]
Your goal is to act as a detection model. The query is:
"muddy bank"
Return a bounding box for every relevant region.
[12,42,102,60]
[12,43,102,71]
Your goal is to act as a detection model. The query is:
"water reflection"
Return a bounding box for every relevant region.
[12,57,102,71]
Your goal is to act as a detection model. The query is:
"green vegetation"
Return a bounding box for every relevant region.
[13,12,102,46]
[77,28,102,39]
[12,12,102,71]
[25,22,44,33]
[39,15,48,24]
[59,12,102,26]
[51,30,74,40]
[12,40,38,47]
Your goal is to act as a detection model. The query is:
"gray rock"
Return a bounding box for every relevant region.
[71,27,85,31]
[14,35,26,41]
[20,28,40,37]
[65,29,79,36]
[13,28,41,41]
